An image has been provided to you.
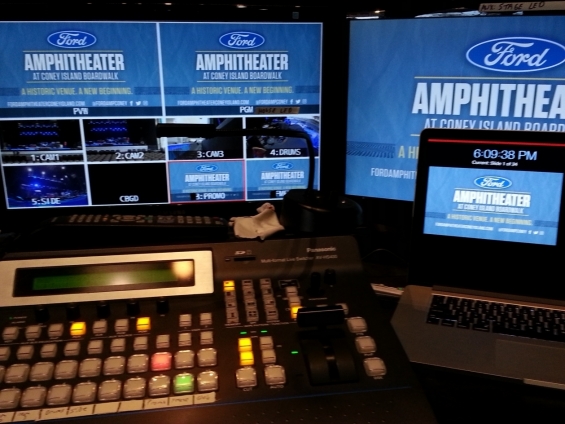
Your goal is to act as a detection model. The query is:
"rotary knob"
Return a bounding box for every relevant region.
[97,301,111,319]
[324,268,337,286]
[156,297,169,315]
[307,272,324,297]
[126,299,140,317]
[66,303,80,321]
[34,305,50,323]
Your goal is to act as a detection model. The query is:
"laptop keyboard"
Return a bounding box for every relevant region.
[426,295,565,342]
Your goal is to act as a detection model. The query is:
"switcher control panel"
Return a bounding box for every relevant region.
[0,236,436,424]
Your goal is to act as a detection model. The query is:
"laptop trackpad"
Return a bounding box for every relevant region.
[496,339,565,384]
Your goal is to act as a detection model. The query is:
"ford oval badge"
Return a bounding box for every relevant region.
[273,162,293,170]
[197,165,218,172]
[474,176,512,189]
[466,37,565,72]
[219,31,265,49]
[47,30,97,49]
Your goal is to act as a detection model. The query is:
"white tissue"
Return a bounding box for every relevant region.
[230,203,285,240]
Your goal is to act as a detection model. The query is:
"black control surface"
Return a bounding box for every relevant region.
[0,236,436,423]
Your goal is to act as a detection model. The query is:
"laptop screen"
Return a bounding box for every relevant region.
[411,129,565,301]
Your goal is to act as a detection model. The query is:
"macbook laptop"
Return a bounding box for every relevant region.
[391,128,565,390]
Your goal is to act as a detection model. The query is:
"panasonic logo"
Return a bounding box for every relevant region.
[473,176,512,189]
[219,32,265,49]
[272,162,293,170]
[196,165,218,172]
[47,30,97,49]
[466,37,565,72]
[306,247,337,253]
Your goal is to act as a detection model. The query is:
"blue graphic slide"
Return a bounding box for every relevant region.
[0,22,162,117]
[246,158,318,200]
[159,23,321,115]
[424,167,563,245]
[168,160,245,202]
[346,16,565,201]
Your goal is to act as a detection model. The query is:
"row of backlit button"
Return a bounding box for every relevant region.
[0,342,85,361]
[242,280,260,323]
[1,313,212,343]
[0,332,210,361]
[346,317,377,354]
[235,365,285,389]
[285,285,302,320]
[223,280,241,324]
[245,279,279,323]
[224,279,279,324]
[0,372,218,409]
[237,336,276,366]
[346,317,386,377]
[0,349,217,383]
[285,286,351,321]
[224,281,239,324]
[236,335,283,388]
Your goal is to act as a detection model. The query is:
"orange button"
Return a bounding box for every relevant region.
[291,306,301,320]
[240,351,254,366]
[223,280,235,292]
[238,337,252,352]
[70,322,86,337]
[136,317,151,332]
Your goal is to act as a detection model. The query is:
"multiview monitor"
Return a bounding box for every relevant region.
[0,19,323,211]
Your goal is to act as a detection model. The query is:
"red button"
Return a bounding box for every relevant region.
[151,352,172,371]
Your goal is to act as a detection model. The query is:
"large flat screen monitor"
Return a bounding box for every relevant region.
[346,14,565,203]
[0,8,326,218]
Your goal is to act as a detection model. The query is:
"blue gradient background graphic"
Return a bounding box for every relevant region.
[424,166,563,245]
[168,160,245,202]
[160,23,321,113]
[346,16,565,201]
[0,22,162,113]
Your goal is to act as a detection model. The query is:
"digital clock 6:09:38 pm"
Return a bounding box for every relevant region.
[473,149,538,160]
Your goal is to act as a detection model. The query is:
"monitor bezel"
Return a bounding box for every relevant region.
[0,4,347,234]
[411,128,565,302]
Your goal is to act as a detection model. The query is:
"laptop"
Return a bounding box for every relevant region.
[391,128,565,390]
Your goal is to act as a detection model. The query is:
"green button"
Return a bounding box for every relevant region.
[174,373,194,394]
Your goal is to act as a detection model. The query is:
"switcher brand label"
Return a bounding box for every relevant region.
[306,247,337,252]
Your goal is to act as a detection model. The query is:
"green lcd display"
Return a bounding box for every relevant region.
[14,260,195,297]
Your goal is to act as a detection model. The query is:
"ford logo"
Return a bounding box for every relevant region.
[273,162,293,170]
[466,37,565,73]
[219,31,265,50]
[196,165,218,172]
[47,30,97,49]
[474,176,512,189]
